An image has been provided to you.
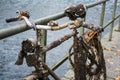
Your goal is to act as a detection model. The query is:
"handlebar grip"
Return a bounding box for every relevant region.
[6,17,19,23]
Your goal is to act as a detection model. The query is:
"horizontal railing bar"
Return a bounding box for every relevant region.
[0,12,65,40]
[51,52,73,71]
[35,12,65,25]
[0,0,109,40]
[103,14,120,29]
[0,24,30,40]
[86,0,109,8]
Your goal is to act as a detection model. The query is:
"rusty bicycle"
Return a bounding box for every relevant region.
[6,4,106,80]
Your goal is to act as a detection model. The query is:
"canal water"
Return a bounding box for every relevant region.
[0,0,120,80]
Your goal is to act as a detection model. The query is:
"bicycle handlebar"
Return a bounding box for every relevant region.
[5,10,103,32]
[6,17,19,23]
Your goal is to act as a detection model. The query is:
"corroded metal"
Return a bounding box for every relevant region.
[84,31,106,80]
[16,10,30,20]
[22,39,36,53]
[15,50,27,65]
[73,29,106,80]
[73,29,86,80]
[65,4,86,20]
[35,27,48,79]
[15,32,48,79]
[47,20,58,26]
[82,30,97,42]
[15,39,36,65]
[41,31,76,54]
[26,54,39,67]
[35,19,83,30]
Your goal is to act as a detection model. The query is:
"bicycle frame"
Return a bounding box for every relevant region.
[6,4,105,79]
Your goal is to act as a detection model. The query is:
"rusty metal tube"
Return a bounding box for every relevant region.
[36,21,72,30]
[41,31,76,54]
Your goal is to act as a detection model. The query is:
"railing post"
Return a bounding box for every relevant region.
[36,29,43,61]
[109,0,117,41]
[80,18,86,34]
[117,17,120,31]
[36,29,47,63]
[99,1,106,37]
[80,27,84,34]
[41,30,47,63]
[36,29,48,80]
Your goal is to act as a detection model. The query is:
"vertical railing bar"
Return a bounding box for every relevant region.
[37,30,44,62]
[99,1,106,38]
[80,27,84,34]
[118,16,120,31]
[41,30,47,63]
[80,18,86,34]
[36,29,49,79]
[109,0,117,41]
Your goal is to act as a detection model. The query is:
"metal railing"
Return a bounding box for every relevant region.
[0,0,120,79]
[0,0,109,40]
